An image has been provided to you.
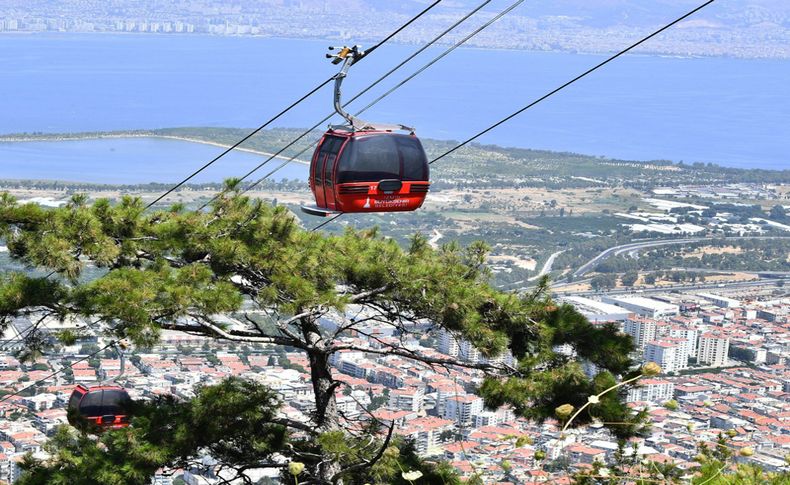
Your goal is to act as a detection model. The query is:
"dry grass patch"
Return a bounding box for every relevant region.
[682,246,744,258]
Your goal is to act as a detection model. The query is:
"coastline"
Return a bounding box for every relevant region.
[1,31,786,61]
[0,133,311,166]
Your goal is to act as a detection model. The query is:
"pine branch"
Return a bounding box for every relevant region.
[332,421,396,483]
[330,342,517,375]
[165,317,306,349]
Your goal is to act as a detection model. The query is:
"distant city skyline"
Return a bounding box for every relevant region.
[1,0,789,58]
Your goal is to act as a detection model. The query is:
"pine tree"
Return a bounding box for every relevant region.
[0,186,642,483]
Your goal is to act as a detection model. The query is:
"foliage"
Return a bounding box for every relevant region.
[17,378,288,485]
[1,187,645,482]
[591,274,617,291]
[572,433,790,485]
[620,272,638,287]
[602,239,790,274]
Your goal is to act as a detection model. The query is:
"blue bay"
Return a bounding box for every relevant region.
[0,137,308,183]
[0,33,788,175]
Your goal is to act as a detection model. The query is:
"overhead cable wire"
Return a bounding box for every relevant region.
[144,79,331,209]
[236,0,524,200]
[310,213,344,232]
[302,0,527,231]
[429,0,717,165]
[354,0,526,116]
[357,0,443,61]
[145,0,443,210]
[0,321,41,352]
[238,0,524,198]
[0,341,116,404]
[196,0,497,209]
[312,0,717,232]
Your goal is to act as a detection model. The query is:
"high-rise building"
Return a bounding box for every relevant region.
[627,379,675,403]
[437,329,459,357]
[623,318,657,351]
[389,387,425,412]
[669,326,699,357]
[459,340,481,363]
[698,333,730,367]
[443,394,484,425]
[644,340,687,373]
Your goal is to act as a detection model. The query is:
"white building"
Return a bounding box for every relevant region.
[399,417,455,454]
[437,329,460,357]
[698,293,741,309]
[698,333,730,367]
[474,411,501,428]
[389,387,425,412]
[563,296,634,322]
[623,318,657,351]
[443,395,484,425]
[459,340,481,363]
[481,351,515,367]
[335,395,358,415]
[644,340,687,374]
[627,379,675,403]
[151,473,174,485]
[669,326,699,358]
[340,359,371,379]
[603,296,679,318]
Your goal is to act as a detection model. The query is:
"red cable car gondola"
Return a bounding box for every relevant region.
[302,46,430,217]
[67,340,132,431]
[67,384,131,430]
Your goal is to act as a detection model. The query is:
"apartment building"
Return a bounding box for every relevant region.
[698,333,730,367]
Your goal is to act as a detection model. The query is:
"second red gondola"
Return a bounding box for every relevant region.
[67,384,131,430]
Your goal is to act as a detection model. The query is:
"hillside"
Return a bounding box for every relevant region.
[2,127,789,289]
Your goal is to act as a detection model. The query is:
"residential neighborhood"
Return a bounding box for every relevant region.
[1,280,788,483]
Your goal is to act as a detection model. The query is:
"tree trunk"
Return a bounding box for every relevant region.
[302,317,343,483]
[309,348,340,431]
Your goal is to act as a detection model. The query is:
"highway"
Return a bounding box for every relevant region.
[571,238,704,278]
[528,250,565,282]
[571,236,790,279]
[557,278,786,297]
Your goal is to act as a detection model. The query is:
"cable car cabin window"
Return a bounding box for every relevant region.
[80,389,129,417]
[315,136,344,185]
[396,136,428,181]
[337,135,400,184]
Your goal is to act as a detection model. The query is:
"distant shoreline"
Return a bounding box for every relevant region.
[0,31,785,61]
[2,129,788,174]
[0,133,311,166]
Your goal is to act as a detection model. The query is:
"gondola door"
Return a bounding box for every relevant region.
[321,150,338,211]
[313,150,328,209]
[315,136,345,211]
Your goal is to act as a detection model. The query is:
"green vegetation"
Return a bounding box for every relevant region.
[4,127,790,190]
[591,274,617,292]
[621,272,639,287]
[0,186,642,482]
[573,433,789,484]
[4,127,790,284]
[598,239,790,274]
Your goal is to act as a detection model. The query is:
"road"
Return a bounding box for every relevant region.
[559,278,785,297]
[571,238,704,278]
[528,250,565,281]
[571,236,790,279]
